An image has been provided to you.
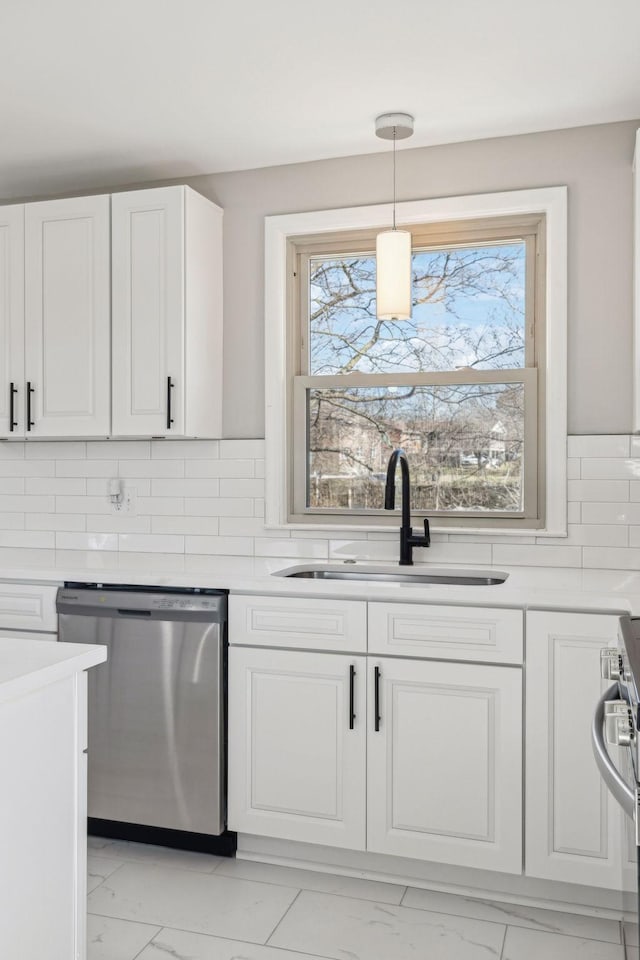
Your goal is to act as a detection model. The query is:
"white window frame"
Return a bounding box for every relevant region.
[265,187,567,536]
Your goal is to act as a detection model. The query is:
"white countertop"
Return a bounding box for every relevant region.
[0,636,107,704]
[0,550,638,614]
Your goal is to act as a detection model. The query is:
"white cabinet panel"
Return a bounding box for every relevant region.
[0,205,24,437]
[0,582,58,632]
[526,610,623,888]
[24,195,111,437]
[228,647,366,849]
[369,602,523,664]
[230,594,366,652]
[367,657,523,873]
[111,186,222,438]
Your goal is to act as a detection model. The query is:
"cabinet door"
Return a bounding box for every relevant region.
[526,610,624,888]
[228,647,366,849]
[24,196,110,437]
[111,187,185,436]
[0,205,24,437]
[367,658,523,874]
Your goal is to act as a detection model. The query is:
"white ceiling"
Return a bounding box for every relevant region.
[1,0,639,199]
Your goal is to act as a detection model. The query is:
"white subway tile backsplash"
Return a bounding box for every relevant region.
[254,538,329,559]
[492,544,583,567]
[568,435,630,458]
[0,513,25,530]
[88,515,152,534]
[0,434,637,572]
[219,439,264,459]
[86,441,150,459]
[151,440,219,459]
[184,497,253,517]
[581,458,640,480]
[0,460,54,477]
[218,478,265,498]
[0,530,54,549]
[152,478,220,498]
[0,442,25,460]
[25,477,86,495]
[184,535,254,556]
[26,512,85,532]
[567,479,630,502]
[185,459,255,478]
[118,534,184,554]
[56,532,118,551]
[56,460,118,477]
[118,460,184,479]
[24,441,85,459]
[137,496,185,516]
[218,517,270,537]
[0,478,25,495]
[152,516,219,536]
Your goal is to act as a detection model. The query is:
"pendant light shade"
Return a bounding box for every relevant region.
[376,229,412,320]
[374,112,414,322]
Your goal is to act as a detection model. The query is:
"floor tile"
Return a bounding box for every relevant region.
[87,861,299,943]
[502,926,625,959]
[216,858,405,904]
[87,914,160,960]
[269,890,506,960]
[88,856,124,894]
[88,836,224,873]
[402,886,622,943]
[138,928,332,960]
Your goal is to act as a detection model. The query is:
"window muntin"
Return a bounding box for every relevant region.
[290,215,544,528]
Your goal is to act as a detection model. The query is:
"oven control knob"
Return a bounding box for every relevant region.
[601,648,624,680]
[604,700,635,747]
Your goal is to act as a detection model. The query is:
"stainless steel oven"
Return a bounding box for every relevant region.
[593,615,640,958]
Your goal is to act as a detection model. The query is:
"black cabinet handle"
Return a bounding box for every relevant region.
[374,665,381,732]
[26,382,35,431]
[9,382,17,431]
[349,664,356,730]
[166,376,174,430]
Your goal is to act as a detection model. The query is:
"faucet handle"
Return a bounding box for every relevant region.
[423,518,430,546]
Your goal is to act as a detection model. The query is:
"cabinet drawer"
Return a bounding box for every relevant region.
[0,583,59,633]
[369,602,523,664]
[230,595,367,652]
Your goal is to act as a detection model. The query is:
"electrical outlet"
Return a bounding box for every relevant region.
[109,483,137,515]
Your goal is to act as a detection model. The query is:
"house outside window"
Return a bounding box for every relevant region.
[265,188,567,535]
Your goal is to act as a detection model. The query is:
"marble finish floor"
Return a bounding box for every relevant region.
[87,837,627,959]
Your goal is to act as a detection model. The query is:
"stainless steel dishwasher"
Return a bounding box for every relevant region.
[57,584,232,852]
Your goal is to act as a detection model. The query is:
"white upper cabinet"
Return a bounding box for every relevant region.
[111,186,223,438]
[0,206,25,437]
[24,195,111,437]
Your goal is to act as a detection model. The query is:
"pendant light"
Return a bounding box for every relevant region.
[375,112,414,320]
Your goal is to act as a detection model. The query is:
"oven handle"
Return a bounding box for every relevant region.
[591,683,636,819]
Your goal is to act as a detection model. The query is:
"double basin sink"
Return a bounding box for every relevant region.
[275,565,508,587]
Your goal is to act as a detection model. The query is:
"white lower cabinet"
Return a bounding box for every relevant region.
[228,647,367,849]
[367,657,523,873]
[525,610,624,888]
[228,638,523,873]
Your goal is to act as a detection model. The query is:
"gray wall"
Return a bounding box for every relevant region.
[4,120,637,438]
[184,120,637,438]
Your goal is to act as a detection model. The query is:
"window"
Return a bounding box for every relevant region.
[265,189,567,534]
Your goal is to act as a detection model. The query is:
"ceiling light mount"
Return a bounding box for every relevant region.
[375,113,414,141]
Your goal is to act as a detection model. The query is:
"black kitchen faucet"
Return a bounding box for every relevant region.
[384,449,431,565]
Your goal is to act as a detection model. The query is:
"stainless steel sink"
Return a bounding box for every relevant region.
[275,565,508,586]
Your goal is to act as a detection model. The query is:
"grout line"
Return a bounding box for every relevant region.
[499,923,508,959]
[264,888,303,946]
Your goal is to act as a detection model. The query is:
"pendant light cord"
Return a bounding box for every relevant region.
[392,126,397,231]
